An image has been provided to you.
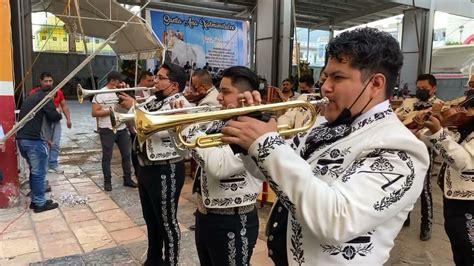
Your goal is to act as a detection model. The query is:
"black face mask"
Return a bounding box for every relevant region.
[154,90,166,101]
[415,89,430,101]
[465,89,474,98]
[326,77,374,127]
[154,84,173,101]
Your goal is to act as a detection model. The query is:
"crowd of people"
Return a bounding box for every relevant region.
[8,27,473,265]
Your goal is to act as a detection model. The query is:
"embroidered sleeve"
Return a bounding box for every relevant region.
[248,134,429,243]
[182,121,252,180]
[423,129,474,172]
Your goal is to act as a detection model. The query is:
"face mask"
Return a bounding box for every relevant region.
[465,89,474,98]
[327,77,374,127]
[415,89,430,101]
[154,90,166,101]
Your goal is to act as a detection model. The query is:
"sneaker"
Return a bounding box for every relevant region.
[29,199,53,209]
[33,200,59,213]
[420,229,431,241]
[123,179,138,188]
[104,182,112,191]
[48,167,64,174]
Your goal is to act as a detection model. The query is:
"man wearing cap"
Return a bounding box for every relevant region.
[119,62,192,266]
[91,71,138,191]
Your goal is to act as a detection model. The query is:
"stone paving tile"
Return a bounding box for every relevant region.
[34,217,70,235]
[96,209,135,231]
[0,216,33,233]
[122,206,145,226]
[84,191,109,202]
[82,246,139,265]
[81,239,116,253]
[30,254,83,266]
[41,240,82,260]
[74,185,104,195]
[0,235,40,258]
[0,252,42,265]
[36,231,76,244]
[109,189,141,209]
[1,229,35,240]
[62,208,96,224]
[69,219,112,246]
[87,199,119,213]
[109,227,146,245]
[123,240,148,263]
[30,208,62,223]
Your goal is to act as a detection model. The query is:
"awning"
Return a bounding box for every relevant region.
[431,44,474,75]
[31,0,163,59]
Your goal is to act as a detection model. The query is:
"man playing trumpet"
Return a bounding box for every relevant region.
[220,28,429,264]
[171,66,264,265]
[119,62,192,266]
[91,71,137,192]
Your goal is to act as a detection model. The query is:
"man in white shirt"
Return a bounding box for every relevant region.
[91,71,137,191]
[221,27,429,265]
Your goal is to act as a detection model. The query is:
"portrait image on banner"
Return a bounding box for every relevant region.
[148,9,248,69]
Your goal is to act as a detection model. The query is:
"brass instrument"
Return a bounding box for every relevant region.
[110,105,221,130]
[135,97,329,148]
[77,84,153,104]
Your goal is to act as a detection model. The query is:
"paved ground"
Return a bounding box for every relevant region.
[0,101,454,265]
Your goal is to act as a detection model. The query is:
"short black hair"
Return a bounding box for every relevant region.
[138,71,153,82]
[299,75,314,87]
[221,66,259,92]
[192,69,213,85]
[282,78,292,84]
[161,62,186,91]
[40,72,53,80]
[107,71,126,83]
[416,74,437,87]
[326,27,403,99]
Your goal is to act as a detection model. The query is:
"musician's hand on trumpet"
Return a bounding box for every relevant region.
[221,91,278,151]
[169,99,187,112]
[117,92,136,110]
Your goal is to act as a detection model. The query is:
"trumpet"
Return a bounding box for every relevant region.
[77,84,153,104]
[97,97,146,105]
[135,97,329,148]
[110,105,222,131]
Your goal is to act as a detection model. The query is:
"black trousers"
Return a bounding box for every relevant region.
[195,207,259,266]
[420,169,433,231]
[98,128,132,181]
[444,197,474,266]
[137,161,185,266]
[129,132,140,177]
[267,200,289,266]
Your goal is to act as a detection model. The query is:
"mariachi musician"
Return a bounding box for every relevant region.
[414,85,474,265]
[119,62,192,266]
[396,74,444,241]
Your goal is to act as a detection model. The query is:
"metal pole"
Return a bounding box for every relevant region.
[1,1,151,144]
[135,53,140,87]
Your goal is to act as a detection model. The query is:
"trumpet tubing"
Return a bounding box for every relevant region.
[77,84,153,104]
[110,105,221,130]
[135,97,329,148]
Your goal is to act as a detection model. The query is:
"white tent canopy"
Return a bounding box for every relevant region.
[31,0,163,59]
[431,44,474,75]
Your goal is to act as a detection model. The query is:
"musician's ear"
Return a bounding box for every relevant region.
[370,73,386,98]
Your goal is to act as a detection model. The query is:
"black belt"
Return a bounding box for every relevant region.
[198,203,256,216]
